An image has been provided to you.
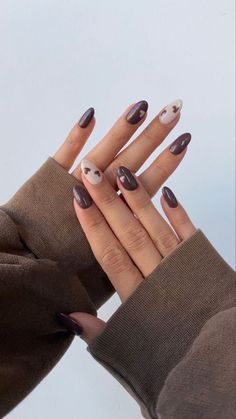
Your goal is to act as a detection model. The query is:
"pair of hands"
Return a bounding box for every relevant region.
[54,99,196,343]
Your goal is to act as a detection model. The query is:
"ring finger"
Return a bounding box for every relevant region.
[117,166,180,256]
[80,159,162,277]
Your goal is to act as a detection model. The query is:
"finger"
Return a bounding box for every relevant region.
[161,187,196,240]
[105,98,182,186]
[72,101,148,179]
[53,107,95,172]
[73,185,143,301]
[58,312,106,344]
[117,167,180,257]
[80,159,162,277]
[139,132,191,197]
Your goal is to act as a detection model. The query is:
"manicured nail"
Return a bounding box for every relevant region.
[57,313,83,336]
[126,100,148,125]
[169,133,191,155]
[73,184,93,209]
[117,166,138,191]
[81,159,102,185]
[159,99,183,125]
[162,186,178,208]
[78,107,95,128]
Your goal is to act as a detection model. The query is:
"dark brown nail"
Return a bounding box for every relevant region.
[57,313,83,336]
[162,186,178,208]
[73,184,93,209]
[126,100,148,125]
[117,166,138,191]
[78,107,95,128]
[169,133,191,155]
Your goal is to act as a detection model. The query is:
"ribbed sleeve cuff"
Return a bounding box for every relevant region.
[0,157,114,308]
[87,229,236,418]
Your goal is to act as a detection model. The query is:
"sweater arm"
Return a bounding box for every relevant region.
[0,208,96,417]
[87,229,236,419]
[0,156,114,309]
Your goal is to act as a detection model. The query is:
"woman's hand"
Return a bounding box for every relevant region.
[53,99,189,199]
[58,161,196,342]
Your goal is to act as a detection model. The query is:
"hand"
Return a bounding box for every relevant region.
[53,99,189,199]
[58,161,196,342]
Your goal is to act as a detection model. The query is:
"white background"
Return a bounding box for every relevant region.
[0,0,235,418]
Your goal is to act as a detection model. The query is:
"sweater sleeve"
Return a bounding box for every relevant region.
[0,209,96,417]
[0,156,114,309]
[87,229,236,419]
[0,157,114,416]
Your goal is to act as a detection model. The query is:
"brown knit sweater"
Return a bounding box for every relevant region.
[0,157,235,419]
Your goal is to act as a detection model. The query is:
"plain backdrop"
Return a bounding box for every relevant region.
[0,0,235,418]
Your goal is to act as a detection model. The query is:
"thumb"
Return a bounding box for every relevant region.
[58,312,106,344]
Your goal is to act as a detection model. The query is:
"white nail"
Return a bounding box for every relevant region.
[81,159,102,185]
[159,99,183,125]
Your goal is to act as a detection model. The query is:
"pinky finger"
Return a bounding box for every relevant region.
[161,186,196,241]
[57,312,106,344]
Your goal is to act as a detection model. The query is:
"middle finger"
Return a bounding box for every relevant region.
[80,159,162,276]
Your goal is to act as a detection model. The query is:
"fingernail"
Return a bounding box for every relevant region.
[78,107,95,128]
[162,186,178,208]
[57,313,83,336]
[117,166,138,191]
[126,100,148,125]
[73,184,93,209]
[81,159,102,185]
[159,99,183,125]
[169,133,191,155]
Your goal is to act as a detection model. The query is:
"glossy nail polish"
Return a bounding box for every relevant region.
[57,313,83,336]
[126,100,148,125]
[73,184,93,209]
[81,159,102,185]
[169,133,191,155]
[78,107,95,128]
[159,99,183,125]
[162,186,178,208]
[117,166,138,191]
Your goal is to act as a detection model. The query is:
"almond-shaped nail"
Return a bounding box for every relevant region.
[159,99,183,125]
[78,107,95,128]
[73,184,93,209]
[57,313,83,336]
[126,100,148,125]
[117,166,138,191]
[81,159,102,185]
[162,186,178,208]
[169,133,191,155]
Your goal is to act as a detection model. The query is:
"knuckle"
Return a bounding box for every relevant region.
[123,224,148,251]
[86,214,105,231]
[155,231,178,254]
[100,245,129,274]
[100,191,118,207]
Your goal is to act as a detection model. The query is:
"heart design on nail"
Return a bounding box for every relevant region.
[84,167,91,174]
[160,108,167,116]
[139,110,145,118]
[172,105,180,113]
[120,175,126,183]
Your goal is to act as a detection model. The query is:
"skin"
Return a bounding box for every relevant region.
[53,101,196,343]
[53,102,183,197]
[69,167,196,342]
